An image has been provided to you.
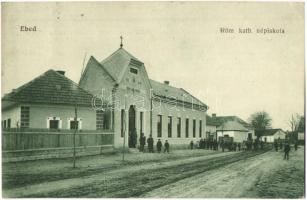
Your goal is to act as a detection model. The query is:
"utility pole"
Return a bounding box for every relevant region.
[73,103,78,168]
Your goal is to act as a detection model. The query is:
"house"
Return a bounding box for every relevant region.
[79,45,208,148]
[2,70,103,131]
[257,129,286,143]
[216,120,252,143]
[206,113,255,142]
[206,114,219,140]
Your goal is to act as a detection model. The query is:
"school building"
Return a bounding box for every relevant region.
[2,43,209,148]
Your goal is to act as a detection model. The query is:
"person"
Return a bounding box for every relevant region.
[294,141,298,151]
[164,140,170,153]
[238,142,241,151]
[200,138,204,149]
[147,134,154,153]
[284,142,290,160]
[131,128,137,148]
[190,140,194,150]
[139,133,146,152]
[156,139,162,153]
[274,140,278,152]
[260,140,264,150]
[221,140,225,152]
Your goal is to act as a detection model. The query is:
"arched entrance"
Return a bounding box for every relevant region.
[128,105,136,148]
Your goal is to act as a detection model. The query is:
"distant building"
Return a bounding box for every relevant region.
[298,132,305,141]
[79,46,208,147]
[206,113,255,142]
[257,129,286,143]
[2,70,100,131]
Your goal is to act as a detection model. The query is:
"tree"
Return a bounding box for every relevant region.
[288,114,304,132]
[298,116,305,132]
[288,114,300,132]
[248,111,272,138]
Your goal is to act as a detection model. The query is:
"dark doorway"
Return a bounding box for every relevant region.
[128,105,137,148]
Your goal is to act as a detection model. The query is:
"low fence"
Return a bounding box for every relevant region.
[2,130,115,162]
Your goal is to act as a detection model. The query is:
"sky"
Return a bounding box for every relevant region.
[2,2,305,130]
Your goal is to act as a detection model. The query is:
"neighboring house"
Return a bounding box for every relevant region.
[206,114,219,140]
[79,45,208,148]
[298,132,305,141]
[206,113,255,142]
[2,70,104,131]
[257,129,286,143]
[216,120,252,143]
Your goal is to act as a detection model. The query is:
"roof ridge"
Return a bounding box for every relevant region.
[51,69,94,97]
[2,69,53,100]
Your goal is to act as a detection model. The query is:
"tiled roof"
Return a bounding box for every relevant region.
[256,129,283,136]
[207,115,252,129]
[217,120,249,131]
[2,70,94,106]
[100,48,143,83]
[150,79,207,108]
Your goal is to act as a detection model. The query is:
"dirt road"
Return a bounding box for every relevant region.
[3,147,304,198]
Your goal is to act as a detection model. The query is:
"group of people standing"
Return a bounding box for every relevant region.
[139,133,170,153]
[274,140,298,160]
[190,138,266,152]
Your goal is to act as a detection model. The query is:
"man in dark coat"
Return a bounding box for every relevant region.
[139,133,146,152]
[147,134,154,153]
[190,140,194,150]
[164,140,170,153]
[200,138,204,149]
[284,142,290,160]
[131,128,137,148]
[157,139,162,153]
[294,141,298,151]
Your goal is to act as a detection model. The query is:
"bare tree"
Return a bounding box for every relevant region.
[288,114,300,132]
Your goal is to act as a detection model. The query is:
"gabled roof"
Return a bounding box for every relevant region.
[2,70,94,107]
[217,120,249,131]
[256,129,284,136]
[150,79,207,109]
[99,48,143,83]
[214,116,252,129]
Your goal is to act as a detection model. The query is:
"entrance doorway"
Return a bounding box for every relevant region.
[128,105,136,148]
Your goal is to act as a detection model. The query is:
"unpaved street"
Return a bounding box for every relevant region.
[3,147,304,198]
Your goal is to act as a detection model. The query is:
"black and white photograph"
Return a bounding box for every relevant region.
[1,2,305,198]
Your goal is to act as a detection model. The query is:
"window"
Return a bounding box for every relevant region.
[177,117,181,138]
[49,120,59,129]
[193,119,196,138]
[3,120,6,129]
[96,110,104,130]
[7,118,11,128]
[68,118,82,130]
[103,112,110,130]
[130,68,138,74]
[70,120,78,130]
[20,106,30,128]
[140,112,144,135]
[157,115,162,138]
[199,120,202,138]
[185,118,189,138]
[168,116,172,138]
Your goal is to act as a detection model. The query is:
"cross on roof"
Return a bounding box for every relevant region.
[120,36,123,48]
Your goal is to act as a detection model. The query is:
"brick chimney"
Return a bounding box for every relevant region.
[164,80,170,85]
[212,113,216,118]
